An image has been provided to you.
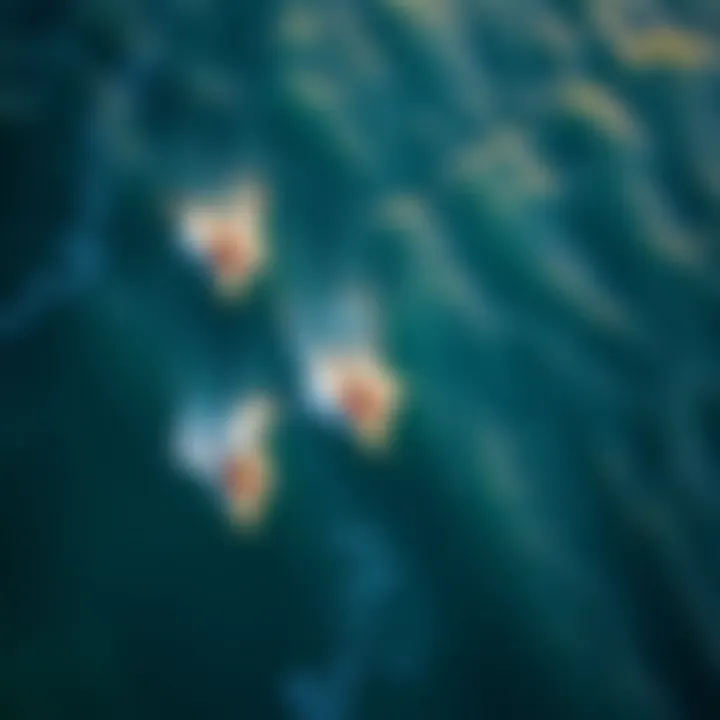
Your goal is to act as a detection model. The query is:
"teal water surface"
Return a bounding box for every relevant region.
[1,1,720,719]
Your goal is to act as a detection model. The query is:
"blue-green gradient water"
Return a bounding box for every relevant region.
[1,1,719,718]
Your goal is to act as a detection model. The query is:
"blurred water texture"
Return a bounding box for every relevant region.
[1,1,719,719]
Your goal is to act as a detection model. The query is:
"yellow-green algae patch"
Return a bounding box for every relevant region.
[619,26,716,72]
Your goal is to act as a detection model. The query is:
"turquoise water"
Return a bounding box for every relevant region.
[1,1,719,718]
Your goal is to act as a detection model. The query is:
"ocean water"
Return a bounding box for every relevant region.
[1,1,719,719]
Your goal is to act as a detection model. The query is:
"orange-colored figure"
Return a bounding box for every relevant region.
[206,223,255,286]
[339,366,390,427]
[182,182,268,298]
[319,353,403,449]
[222,450,274,528]
[223,396,277,529]
[173,395,278,532]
